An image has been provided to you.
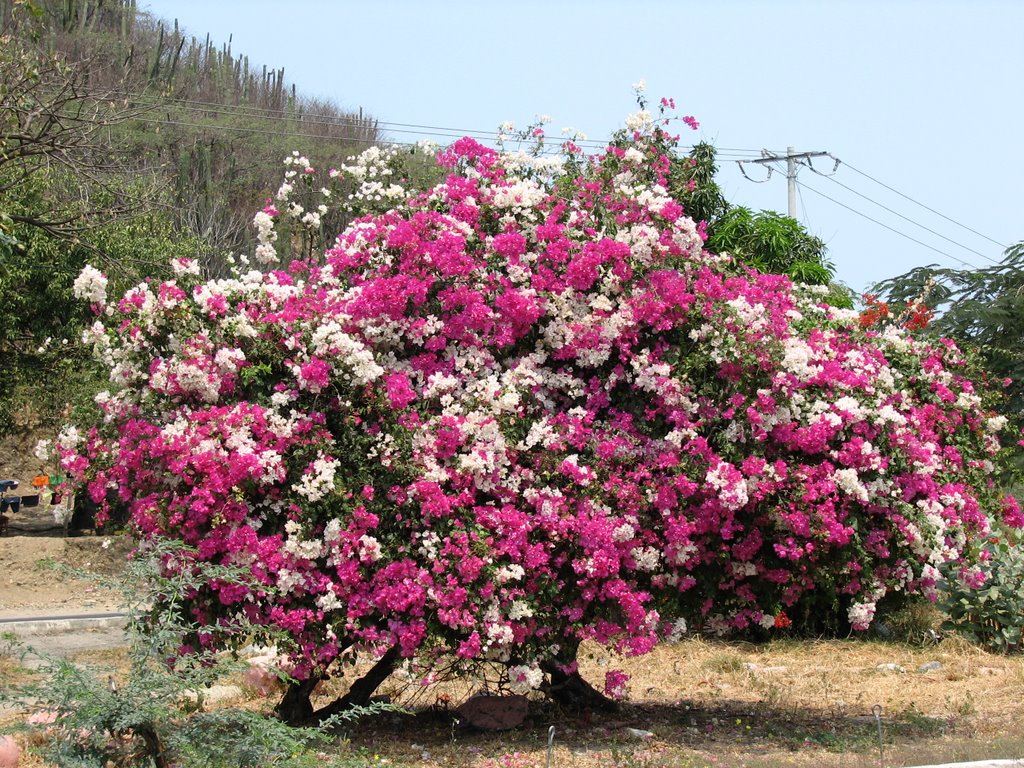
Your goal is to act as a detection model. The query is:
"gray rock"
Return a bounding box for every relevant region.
[625,728,655,739]
[918,661,942,673]
[455,694,528,730]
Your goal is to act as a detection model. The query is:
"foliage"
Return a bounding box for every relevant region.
[8,0,385,258]
[940,529,1024,653]
[899,241,1024,634]
[0,166,207,430]
[644,127,847,305]
[0,539,388,766]
[601,94,843,299]
[708,208,829,284]
[873,242,1024,441]
[0,24,151,244]
[0,5,205,431]
[51,98,1021,714]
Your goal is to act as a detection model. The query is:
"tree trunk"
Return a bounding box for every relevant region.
[541,642,618,713]
[275,644,401,726]
[275,676,321,726]
[317,644,401,720]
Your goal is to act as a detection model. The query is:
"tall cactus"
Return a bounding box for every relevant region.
[167,20,184,85]
[148,21,164,82]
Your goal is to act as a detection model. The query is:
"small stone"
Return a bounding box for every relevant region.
[0,735,20,768]
[625,728,655,739]
[976,666,1006,676]
[918,661,942,673]
[182,684,244,705]
[875,663,905,673]
[454,694,528,730]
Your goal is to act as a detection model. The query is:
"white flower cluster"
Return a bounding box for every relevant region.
[34,439,52,462]
[73,264,108,304]
[506,663,544,695]
[495,564,525,584]
[253,209,278,265]
[282,519,325,560]
[612,522,636,543]
[57,424,82,452]
[336,145,407,210]
[631,546,661,572]
[490,178,548,218]
[500,150,566,178]
[171,258,201,277]
[780,337,823,381]
[624,110,653,132]
[283,151,311,173]
[726,296,769,333]
[706,461,749,511]
[357,534,383,563]
[308,322,385,385]
[666,617,688,642]
[832,468,870,503]
[293,453,339,502]
[847,600,877,629]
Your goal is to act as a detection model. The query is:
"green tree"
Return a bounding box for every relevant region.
[670,143,848,303]
[0,182,203,429]
[874,241,1024,427]
[0,6,213,429]
[0,26,151,245]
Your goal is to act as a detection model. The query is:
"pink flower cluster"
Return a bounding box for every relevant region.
[60,104,1019,688]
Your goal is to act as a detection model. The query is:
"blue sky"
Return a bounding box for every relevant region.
[140,0,1023,294]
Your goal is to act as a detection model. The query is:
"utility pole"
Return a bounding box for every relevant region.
[748,148,829,218]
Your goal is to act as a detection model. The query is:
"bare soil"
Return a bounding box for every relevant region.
[1,426,129,617]
[0,535,128,617]
[0,430,51,490]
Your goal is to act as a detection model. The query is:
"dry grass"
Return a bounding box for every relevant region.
[342,636,1024,768]
[3,636,1024,767]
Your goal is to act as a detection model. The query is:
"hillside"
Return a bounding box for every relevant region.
[0,0,382,434]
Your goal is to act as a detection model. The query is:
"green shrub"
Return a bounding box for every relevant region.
[940,532,1024,653]
[0,540,393,767]
[871,593,943,644]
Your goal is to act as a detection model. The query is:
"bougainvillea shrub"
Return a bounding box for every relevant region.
[57,100,1020,698]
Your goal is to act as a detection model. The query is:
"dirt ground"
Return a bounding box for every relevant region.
[0,426,129,617]
[0,534,128,617]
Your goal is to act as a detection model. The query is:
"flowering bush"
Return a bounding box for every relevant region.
[56,98,1019,707]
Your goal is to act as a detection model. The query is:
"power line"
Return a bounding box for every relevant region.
[129,106,765,162]
[135,95,557,146]
[806,162,1001,265]
[838,160,1009,251]
[118,90,767,157]
[134,115,426,146]
[746,148,831,217]
[796,182,811,229]
[797,180,980,270]
[129,91,595,145]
